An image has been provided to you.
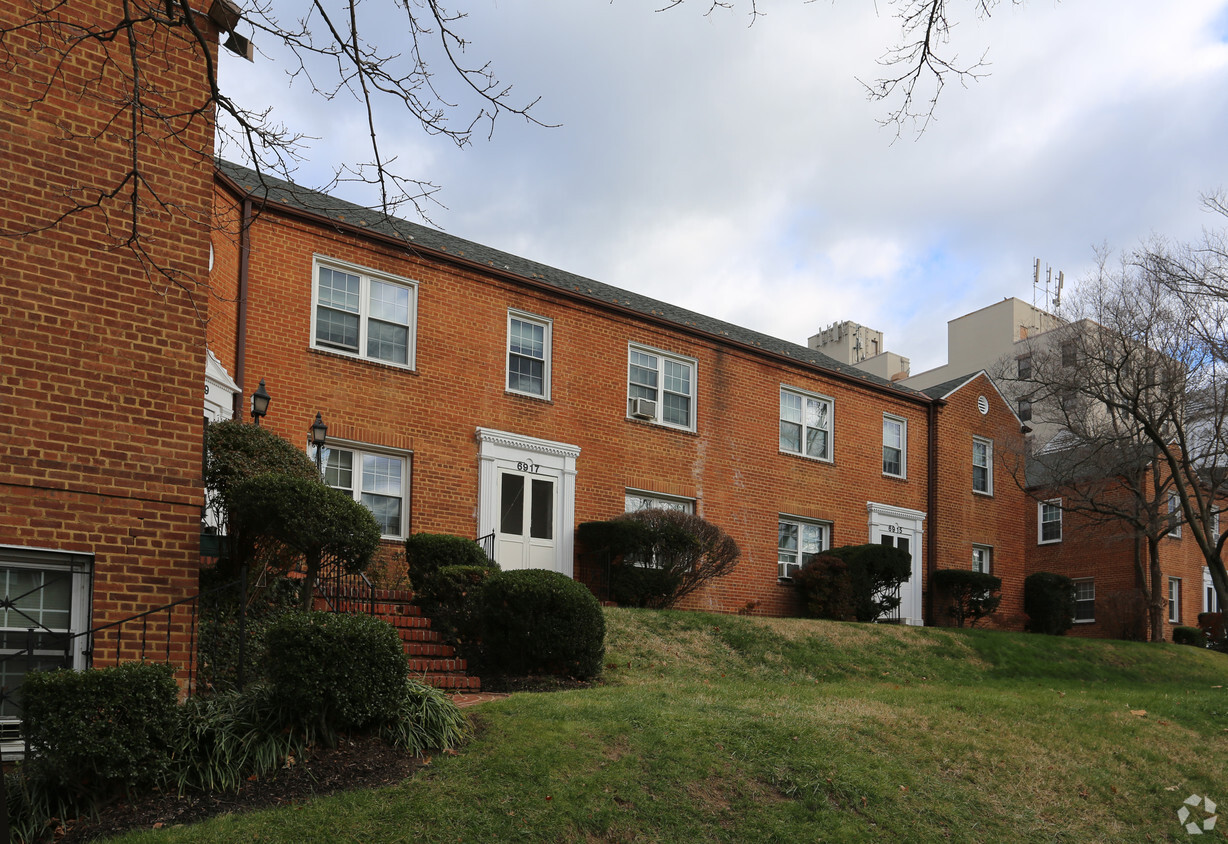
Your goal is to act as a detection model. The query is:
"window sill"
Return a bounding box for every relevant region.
[778,449,834,466]
[1072,619,1096,624]
[1038,539,1062,546]
[626,416,698,436]
[506,389,553,404]
[309,345,417,374]
[973,490,994,498]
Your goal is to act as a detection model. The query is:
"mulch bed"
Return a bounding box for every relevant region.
[55,734,426,843]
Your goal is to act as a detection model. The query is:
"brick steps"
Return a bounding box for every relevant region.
[317,583,480,692]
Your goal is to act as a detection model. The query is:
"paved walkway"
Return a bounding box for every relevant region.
[450,691,510,708]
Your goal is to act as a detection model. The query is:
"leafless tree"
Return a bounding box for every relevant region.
[1005,241,1228,638]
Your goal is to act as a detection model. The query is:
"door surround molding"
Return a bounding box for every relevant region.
[476,428,580,576]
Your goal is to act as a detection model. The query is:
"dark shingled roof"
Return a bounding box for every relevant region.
[919,373,984,401]
[216,160,928,401]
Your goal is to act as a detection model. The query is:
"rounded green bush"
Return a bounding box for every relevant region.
[406,533,496,585]
[1172,626,1204,646]
[262,611,408,740]
[480,569,605,679]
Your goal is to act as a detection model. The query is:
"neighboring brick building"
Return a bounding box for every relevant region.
[919,374,1029,630]
[0,0,220,749]
[208,161,1035,624]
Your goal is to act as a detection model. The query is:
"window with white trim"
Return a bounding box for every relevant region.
[1073,578,1095,623]
[1204,568,1220,614]
[624,490,694,514]
[312,257,417,368]
[972,545,992,574]
[628,345,696,430]
[883,415,906,478]
[1168,577,1182,624]
[0,547,92,757]
[972,437,993,495]
[1167,493,1182,538]
[1039,499,1062,544]
[321,443,411,539]
[778,516,830,580]
[780,387,832,461]
[507,311,551,399]
[1213,509,1221,539]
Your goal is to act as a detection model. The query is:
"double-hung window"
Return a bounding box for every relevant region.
[1039,499,1062,544]
[1073,578,1095,623]
[0,547,91,757]
[628,344,696,430]
[1167,493,1182,538]
[1168,577,1182,624]
[1018,399,1033,422]
[973,437,993,494]
[883,415,906,478]
[779,387,832,461]
[972,545,992,574]
[312,257,417,368]
[778,517,829,580]
[1017,355,1032,380]
[507,311,551,399]
[322,443,411,539]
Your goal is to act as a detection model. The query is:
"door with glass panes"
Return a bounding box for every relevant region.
[496,468,556,570]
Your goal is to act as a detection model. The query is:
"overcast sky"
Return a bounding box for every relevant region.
[218,0,1228,375]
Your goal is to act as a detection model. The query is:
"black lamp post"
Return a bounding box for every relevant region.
[310,412,328,477]
[250,378,271,425]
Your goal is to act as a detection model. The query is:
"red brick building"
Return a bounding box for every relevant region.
[0,0,220,749]
[206,162,1033,625]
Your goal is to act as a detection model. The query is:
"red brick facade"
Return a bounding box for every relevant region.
[926,375,1029,629]
[208,168,1031,623]
[0,0,217,671]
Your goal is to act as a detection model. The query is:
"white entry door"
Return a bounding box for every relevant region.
[867,502,925,626]
[497,468,556,570]
[476,428,580,576]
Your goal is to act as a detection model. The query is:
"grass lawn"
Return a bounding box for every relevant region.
[113,609,1228,843]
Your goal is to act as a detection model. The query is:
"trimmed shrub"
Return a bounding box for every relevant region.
[1172,626,1204,646]
[406,533,495,586]
[481,569,605,679]
[932,570,1002,628]
[262,611,408,743]
[830,544,912,622]
[793,553,856,621]
[576,510,739,609]
[1024,572,1075,635]
[22,662,179,797]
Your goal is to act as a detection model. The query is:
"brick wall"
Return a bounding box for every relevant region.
[0,0,217,665]
[210,184,948,618]
[929,375,1029,629]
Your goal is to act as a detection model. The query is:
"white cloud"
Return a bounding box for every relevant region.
[219,0,1228,374]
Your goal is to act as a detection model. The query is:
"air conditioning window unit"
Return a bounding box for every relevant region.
[630,397,657,419]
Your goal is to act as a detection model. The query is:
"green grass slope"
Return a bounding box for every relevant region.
[117,609,1228,843]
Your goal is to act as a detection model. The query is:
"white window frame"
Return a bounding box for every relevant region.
[779,386,834,463]
[972,437,993,495]
[1204,567,1220,614]
[1167,493,1182,538]
[627,344,697,431]
[1073,578,1095,623]
[318,439,412,540]
[778,515,831,581]
[1039,499,1062,544]
[624,490,694,514]
[311,256,418,369]
[0,547,92,759]
[972,545,992,574]
[1168,576,1182,624]
[506,310,552,400]
[882,415,906,478]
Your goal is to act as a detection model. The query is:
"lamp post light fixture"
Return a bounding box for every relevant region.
[250,378,271,425]
[310,412,328,477]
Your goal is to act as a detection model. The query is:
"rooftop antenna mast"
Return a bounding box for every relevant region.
[1032,259,1064,312]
